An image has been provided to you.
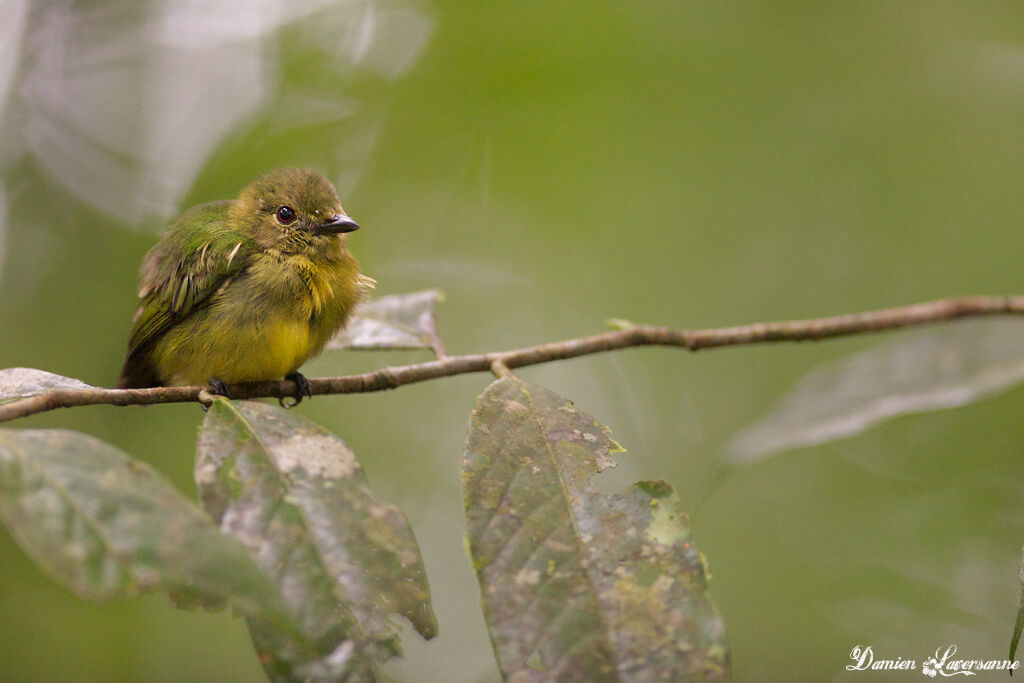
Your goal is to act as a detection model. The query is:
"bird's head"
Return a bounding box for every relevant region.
[230,168,359,250]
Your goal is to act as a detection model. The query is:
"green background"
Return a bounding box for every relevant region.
[2,1,1024,680]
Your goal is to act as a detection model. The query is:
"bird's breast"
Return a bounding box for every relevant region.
[246,249,354,314]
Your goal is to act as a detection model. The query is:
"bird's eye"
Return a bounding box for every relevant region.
[275,206,297,225]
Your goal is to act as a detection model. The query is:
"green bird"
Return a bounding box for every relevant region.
[117,168,372,400]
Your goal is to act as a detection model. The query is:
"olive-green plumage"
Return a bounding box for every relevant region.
[117,168,371,389]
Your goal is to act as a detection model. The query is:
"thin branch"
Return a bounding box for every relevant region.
[490,359,512,378]
[2,294,1022,424]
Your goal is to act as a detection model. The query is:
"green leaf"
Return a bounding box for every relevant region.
[0,428,302,642]
[463,376,729,682]
[1010,545,1024,662]
[0,367,96,403]
[196,399,437,682]
[328,289,444,351]
[728,319,1024,464]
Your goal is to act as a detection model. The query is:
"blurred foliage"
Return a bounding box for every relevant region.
[329,288,444,350]
[729,318,1024,463]
[3,1,1024,681]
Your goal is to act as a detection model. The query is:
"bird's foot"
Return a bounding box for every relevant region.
[280,372,312,408]
[197,389,215,411]
[209,378,232,398]
[198,378,231,412]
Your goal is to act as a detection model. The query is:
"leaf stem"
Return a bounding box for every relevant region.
[489,359,512,379]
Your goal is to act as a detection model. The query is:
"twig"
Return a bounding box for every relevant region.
[1,294,1022,424]
[490,359,512,378]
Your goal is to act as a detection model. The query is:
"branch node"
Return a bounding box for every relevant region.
[197,389,216,410]
[605,317,636,331]
[430,340,450,360]
[490,359,512,378]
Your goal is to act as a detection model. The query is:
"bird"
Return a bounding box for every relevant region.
[117,167,373,403]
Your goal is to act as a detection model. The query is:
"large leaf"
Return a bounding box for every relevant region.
[328,289,444,351]
[0,367,96,404]
[463,376,729,682]
[0,428,304,644]
[728,319,1024,464]
[196,399,437,682]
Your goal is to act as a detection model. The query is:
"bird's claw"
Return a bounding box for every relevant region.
[209,378,232,398]
[280,372,312,408]
[198,388,215,411]
[198,378,232,412]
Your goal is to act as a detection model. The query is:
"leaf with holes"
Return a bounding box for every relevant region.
[197,399,437,681]
[463,376,729,682]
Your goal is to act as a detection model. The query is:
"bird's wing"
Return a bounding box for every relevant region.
[119,201,256,385]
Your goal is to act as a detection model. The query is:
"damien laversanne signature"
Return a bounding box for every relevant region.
[847,645,1018,676]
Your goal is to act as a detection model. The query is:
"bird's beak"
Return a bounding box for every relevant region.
[314,215,360,235]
